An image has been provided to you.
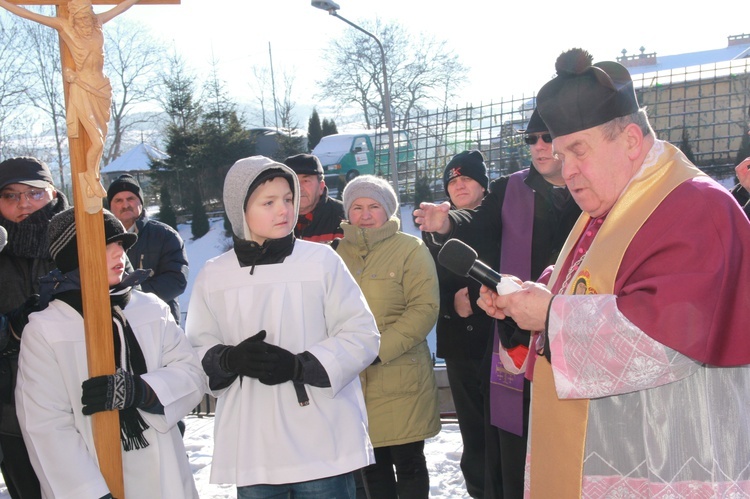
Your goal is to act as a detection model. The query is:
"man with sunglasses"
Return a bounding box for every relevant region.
[415,109,580,499]
[0,156,69,498]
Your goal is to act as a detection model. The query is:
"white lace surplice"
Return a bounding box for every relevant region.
[544,294,750,497]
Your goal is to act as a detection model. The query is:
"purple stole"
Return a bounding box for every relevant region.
[490,169,533,436]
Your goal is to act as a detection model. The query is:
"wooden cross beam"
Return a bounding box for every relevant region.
[5,1,178,4]
[0,1,179,497]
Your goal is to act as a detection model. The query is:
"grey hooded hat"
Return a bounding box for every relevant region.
[223,156,300,240]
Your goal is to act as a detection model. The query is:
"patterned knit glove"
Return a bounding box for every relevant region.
[81,368,149,416]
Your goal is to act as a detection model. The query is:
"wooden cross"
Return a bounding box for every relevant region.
[0,1,178,497]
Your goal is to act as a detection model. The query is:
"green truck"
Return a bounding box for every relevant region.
[312,130,415,182]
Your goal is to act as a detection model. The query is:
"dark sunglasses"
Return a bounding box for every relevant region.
[524,134,552,145]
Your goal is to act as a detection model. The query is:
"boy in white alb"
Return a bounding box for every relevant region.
[187,156,380,498]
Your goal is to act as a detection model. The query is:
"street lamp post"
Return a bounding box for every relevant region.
[311,0,400,204]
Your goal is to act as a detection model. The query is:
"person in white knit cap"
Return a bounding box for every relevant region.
[336,174,440,499]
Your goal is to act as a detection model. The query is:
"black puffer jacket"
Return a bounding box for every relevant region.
[127,212,188,323]
[0,192,68,436]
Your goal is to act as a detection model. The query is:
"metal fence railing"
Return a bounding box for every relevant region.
[380,59,749,204]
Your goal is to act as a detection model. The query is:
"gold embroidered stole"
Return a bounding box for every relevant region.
[529,143,703,498]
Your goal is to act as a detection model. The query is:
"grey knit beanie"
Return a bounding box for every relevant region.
[223,156,300,240]
[342,175,399,220]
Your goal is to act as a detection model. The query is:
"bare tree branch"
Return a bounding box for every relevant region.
[104,17,166,164]
[317,18,468,129]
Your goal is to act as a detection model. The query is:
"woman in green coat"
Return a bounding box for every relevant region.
[336,175,440,499]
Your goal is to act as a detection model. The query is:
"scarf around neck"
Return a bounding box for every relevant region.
[0,192,68,259]
[39,267,154,451]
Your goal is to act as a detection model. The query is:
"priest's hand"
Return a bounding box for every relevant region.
[478,282,551,332]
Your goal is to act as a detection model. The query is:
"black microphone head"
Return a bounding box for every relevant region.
[437,238,478,277]
[0,226,6,252]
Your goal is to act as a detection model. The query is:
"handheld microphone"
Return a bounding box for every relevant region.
[0,226,6,253]
[437,239,521,295]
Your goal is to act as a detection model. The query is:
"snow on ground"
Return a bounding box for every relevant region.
[185,416,468,499]
[0,415,468,498]
[0,203,470,498]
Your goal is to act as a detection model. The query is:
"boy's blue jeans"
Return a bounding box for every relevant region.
[237,472,355,498]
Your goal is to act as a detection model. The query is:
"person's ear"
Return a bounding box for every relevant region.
[624,123,644,161]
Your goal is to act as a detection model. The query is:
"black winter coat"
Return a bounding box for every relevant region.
[128,213,188,323]
[424,166,581,361]
[0,192,68,436]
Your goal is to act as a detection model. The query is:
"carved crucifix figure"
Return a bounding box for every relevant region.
[0,0,141,213]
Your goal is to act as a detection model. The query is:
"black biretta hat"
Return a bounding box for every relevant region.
[536,48,640,138]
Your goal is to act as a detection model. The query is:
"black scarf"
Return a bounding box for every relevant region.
[40,268,153,451]
[0,192,68,259]
[232,233,295,274]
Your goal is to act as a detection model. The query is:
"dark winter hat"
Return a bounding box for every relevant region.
[342,174,399,220]
[517,109,549,135]
[443,150,489,195]
[536,48,640,138]
[0,156,54,191]
[106,174,143,206]
[283,153,324,176]
[48,208,137,273]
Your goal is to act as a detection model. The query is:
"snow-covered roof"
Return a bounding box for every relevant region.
[101,142,169,174]
[621,34,750,75]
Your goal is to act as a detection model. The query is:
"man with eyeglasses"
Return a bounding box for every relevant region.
[415,109,580,498]
[0,156,69,498]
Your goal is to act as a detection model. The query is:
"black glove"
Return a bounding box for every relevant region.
[254,343,301,386]
[220,330,301,385]
[219,330,269,376]
[7,294,41,338]
[81,368,151,416]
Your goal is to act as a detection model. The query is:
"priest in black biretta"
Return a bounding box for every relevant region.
[535,48,640,138]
